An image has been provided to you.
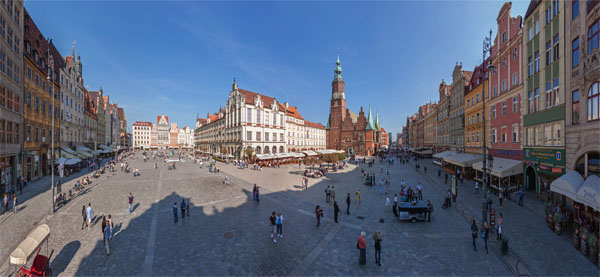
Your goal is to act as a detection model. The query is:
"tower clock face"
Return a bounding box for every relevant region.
[332,92,339,99]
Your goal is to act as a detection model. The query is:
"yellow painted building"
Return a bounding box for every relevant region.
[22,11,61,181]
[464,63,488,155]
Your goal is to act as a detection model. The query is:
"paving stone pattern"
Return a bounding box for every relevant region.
[0,155,597,276]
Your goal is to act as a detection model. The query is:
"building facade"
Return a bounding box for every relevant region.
[326,55,385,155]
[424,103,437,149]
[436,81,452,153]
[0,0,24,188]
[464,62,488,155]
[565,0,600,178]
[303,121,326,151]
[449,63,472,153]
[169,122,178,149]
[89,89,106,149]
[132,121,151,150]
[156,114,169,150]
[489,2,525,163]
[59,44,84,150]
[22,10,61,181]
[82,89,97,149]
[522,0,566,196]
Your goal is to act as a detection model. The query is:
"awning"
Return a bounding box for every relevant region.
[61,147,77,155]
[256,154,276,160]
[99,145,115,151]
[302,150,319,156]
[65,158,81,165]
[10,224,50,265]
[473,157,523,178]
[577,175,600,212]
[57,157,68,164]
[76,148,93,159]
[433,151,457,159]
[443,153,483,168]
[60,150,78,159]
[550,171,584,202]
[316,149,344,155]
[415,149,433,155]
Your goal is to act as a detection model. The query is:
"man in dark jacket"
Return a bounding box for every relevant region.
[333,202,340,223]
[346,193,351,214]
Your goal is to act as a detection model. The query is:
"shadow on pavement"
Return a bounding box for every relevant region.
[51,240,80,276]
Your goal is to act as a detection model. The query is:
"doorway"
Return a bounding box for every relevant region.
[525,166,536,192]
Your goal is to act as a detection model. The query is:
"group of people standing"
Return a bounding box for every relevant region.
[357,231,383,266]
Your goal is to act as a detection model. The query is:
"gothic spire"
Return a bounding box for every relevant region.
[366,105,375,130]
[334,50,342,81]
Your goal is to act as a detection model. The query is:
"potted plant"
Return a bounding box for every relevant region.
[588,235,598,264]
[553,212,563,235]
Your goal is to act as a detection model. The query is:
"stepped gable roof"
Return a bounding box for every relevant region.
[304,121,325,129]
[102,96,109,111]
[238,88,277,107]
[347,108,358,124]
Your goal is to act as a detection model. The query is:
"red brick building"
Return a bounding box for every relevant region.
[326,55,385,156]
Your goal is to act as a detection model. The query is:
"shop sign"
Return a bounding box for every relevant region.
[551,167,563,174]
[491,149,522,158]
[540,165,548,170]
[523,147,565,166]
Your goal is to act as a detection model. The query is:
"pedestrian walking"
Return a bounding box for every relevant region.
[276,212,284,238]
[315,205,323,226]
[330,186,336,204]
[101,216,107,237]
[270,212,277,243]
[325,186,330,203]
[385,196,390,211]
[417,182,423,200]
[475,181,480,195]
[356,189,361,205]
[128,193,134,214]
[373,231,382,266]
[497,213,503,240]
[357,232,366,265]
[2,194,8,214]
[104,223,111,256]
[346,193,351,215]
[12,194,17,212]
[426,200,433,222]
[181,199,186,219]
[81,205,87,230]
[519,187,524,206]
[499,187,504,208]
[482,221,489,254]
[186,204,190,217]
[471,219,478,251]
[333,202,340,223]
[86,203,93,229]
[173,202,178,223]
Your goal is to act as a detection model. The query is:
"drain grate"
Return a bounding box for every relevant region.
[223,231,234,239]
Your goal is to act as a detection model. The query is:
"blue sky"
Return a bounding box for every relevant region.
[25,0,530,137]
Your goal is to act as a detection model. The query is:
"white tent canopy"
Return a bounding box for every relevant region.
[472,157,523,178]
[10,224,50,265]
[433,150,457,159]
[65,158,81,165]
[577,175,600,212]
[443,153,483,168]
[550,171,584,202]
[302,150,319,156]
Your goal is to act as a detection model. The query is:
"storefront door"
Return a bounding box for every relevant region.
[525,166,536,192]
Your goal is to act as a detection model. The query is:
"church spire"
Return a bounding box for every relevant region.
[366,105,375,130]
[232,77,238,90]
[375,112,380,131]
[334,49,342,81]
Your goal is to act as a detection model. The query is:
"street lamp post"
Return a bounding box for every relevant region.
[481,30,495,223]
[47,41,56,214]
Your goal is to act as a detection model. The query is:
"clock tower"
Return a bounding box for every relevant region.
[327,52,346,149]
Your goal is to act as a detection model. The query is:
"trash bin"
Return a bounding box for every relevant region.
[501,238,508,255]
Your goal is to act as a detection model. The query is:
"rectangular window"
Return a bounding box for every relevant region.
[528,56,533,76]
[546,7,552,23]
[535,20,540,34]
[247,131,252,141]
[535,125,544,146]
[573,37,580,68]
[34,127,39,142]
[546,41,552,66]
[553,34,560,61]
[513,48,518,60]
[265,111,269,125]
[546,81,553,108]
[15,123,19,143]
[553,0,558,17]
[280,133,284,142]
[554,121,563,146]
[492,105,496,118]
[273,113,277,126]
[572,90,580,125]
[535,51,540,72]
[14,94,19,112]
[256,132,261,141]
[501,127,507,143]
[513,73,518,85]
[513,96,518,113]
[34,96,39,111]
[544,123,552,146]
[256,110,261,124]
[502,101,507,116]
[26,92,31,107]
[512,124,518,142]
[528,27,533,41]
[573,0,579,19]
[0,119,4,143]
[502,80,507,91]
[553,77,559,106]
[26,125,31,142]
[535,88,540,112]
[492,128,497,144]
[526,127,533,146]
[589,20,600,54]
[528,90,534,113]
[493,86,497,97]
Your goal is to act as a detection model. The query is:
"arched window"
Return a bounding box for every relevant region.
[255,146,261,154]
[575,152,600,177]
[588,82,599,121]
[272,146,277,153]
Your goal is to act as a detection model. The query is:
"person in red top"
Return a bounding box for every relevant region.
[357,232,367,265]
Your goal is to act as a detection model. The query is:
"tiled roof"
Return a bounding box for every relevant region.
[23,9,49,74]
[304,121,325,129]
[524,0,542,20]
[381,128,386,133]
[462,71,473,83]
[283,105,304,120]
[208,113,219,122]
[157,115,169,124]
[238,88,277,107]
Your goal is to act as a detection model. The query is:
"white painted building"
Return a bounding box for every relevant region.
[132,121,152,150]
[59,44,84,149]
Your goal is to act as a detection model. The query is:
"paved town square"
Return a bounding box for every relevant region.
[0,153,597,276]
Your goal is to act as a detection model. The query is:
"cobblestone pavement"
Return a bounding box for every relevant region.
[0,155,597,276]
